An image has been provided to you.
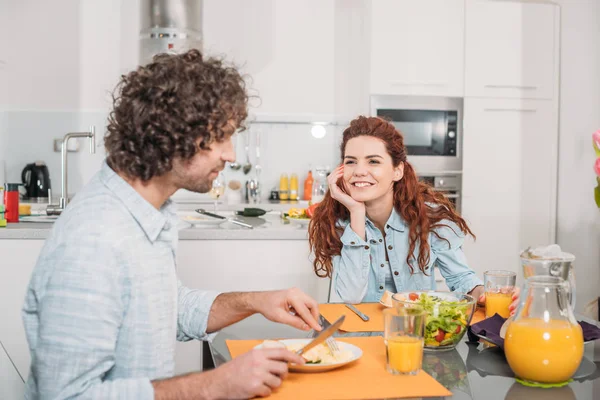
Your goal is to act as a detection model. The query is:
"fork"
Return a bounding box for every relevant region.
[325,337,340,354]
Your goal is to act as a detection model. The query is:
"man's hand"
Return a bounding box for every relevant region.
[251,288,322,331]
[204,348,305,399]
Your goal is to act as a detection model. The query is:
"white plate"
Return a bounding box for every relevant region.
[288,218,310,227]
[254,338,362,373]
[182,215,225,226]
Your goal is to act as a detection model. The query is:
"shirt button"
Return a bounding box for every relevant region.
[381,264,385,268]
[379,239,383,242]
[388,245,393,250]
[394,271,399,276]
[350,241,355,245]
[364,245,370,250]
[379,286,384,290]
[386,225,390,229]
[370,239,377,244]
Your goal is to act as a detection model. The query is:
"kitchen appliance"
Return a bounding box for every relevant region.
[418,173,462,214]
[371,95,463,173]
[139,0,203,65]
[21,161,51,201]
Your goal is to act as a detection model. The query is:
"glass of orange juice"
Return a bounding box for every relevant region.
[484,270,516,318]
[383,307,426,375]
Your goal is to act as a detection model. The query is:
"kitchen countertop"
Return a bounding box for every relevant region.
[0,212,311,240]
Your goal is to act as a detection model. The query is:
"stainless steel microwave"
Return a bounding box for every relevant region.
[371,95,463,173]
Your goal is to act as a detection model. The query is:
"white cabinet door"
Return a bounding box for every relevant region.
[370,0,465,97]
[0,240,45,380]
[461,98,558,281]
[202,0,335,119]
[465,0,559,100]
[175,239,328,374]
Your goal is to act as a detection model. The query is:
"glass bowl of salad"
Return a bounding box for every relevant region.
[392,291,476,352]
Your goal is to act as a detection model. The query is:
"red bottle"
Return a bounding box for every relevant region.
[4,183,20,223]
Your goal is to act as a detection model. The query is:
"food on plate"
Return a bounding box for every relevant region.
[261,339,353,364]
[285,208,310,220]
[380,290,394,307]
[394,292,474,348]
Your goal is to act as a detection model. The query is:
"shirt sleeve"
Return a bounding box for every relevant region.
[431,220,483,294]
[331,224,373,304]
[25,239,154,399]
[176,280,221,342]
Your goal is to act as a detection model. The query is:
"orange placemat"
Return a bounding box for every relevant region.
[226,336,452,400]
[319,303,385,332]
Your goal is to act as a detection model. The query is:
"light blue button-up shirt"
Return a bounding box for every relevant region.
[331,209,482,304]
[22,162,220,399]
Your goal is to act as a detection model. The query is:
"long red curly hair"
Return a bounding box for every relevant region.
[308,116,474,278]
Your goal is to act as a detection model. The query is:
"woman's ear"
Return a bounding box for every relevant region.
[393,163,404,182]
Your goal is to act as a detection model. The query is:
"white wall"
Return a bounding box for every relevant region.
[555,0,600,312]
[1,0,339,199]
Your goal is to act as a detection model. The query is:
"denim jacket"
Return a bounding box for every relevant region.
[331,208,482,303]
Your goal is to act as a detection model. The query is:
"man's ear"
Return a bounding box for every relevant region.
[393,163,404,182]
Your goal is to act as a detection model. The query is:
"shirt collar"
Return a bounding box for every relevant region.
[365,208,406,232]
[99,161,175,242]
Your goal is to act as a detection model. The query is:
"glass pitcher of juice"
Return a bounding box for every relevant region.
[504,276,584,385]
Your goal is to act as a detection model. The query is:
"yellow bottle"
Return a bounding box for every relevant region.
[279,174,289,200]
[289,174,299,201]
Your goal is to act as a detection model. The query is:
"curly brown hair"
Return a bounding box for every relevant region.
[308,116,475,278]
[104,49,248,181]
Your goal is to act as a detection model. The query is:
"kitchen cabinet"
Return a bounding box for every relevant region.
[0,240,45,380]
[465,0,559,100]
[202,0,335,119]
[174,239,329,374]
[369,0,465,97]
[461,98,558,282]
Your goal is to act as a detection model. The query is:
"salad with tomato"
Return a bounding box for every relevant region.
[284,203,320,220]
[395,292,474,349]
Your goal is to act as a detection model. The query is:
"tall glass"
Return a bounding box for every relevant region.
[505,276,584,385]
[209,173,226,212]
[383,307,426,375]
[484,270,516,318]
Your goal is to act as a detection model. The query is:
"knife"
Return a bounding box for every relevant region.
[195,208,226,219]
[296,315,345,356]
[195,209,253,229]
[345,304,370,321]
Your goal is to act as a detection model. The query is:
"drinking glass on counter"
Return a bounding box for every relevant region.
[484,270,516,318]
[383,307,426,375]
[210,173,226,212]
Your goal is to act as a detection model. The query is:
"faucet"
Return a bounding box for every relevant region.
[47,126,96,215]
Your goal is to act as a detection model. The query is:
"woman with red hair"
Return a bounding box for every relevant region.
[309,116,511,309]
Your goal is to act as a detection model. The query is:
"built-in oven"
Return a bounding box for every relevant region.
[371,95,463,173]
[418,173,462,214]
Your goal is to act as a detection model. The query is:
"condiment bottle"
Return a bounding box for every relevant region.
[303,170,313,201]
[289,174,299,201]
[279,174,289,200]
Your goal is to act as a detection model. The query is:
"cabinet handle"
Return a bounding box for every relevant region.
[442,193,461,199]
[390,81,446,87]
[484,108,537,113]
[484,84,538,90]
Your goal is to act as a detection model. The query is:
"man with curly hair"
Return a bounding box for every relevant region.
[22,49,321,400]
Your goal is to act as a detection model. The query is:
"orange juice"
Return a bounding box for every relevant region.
[386,336,423,374]
[505,318,584,383]
[485,292,512,318]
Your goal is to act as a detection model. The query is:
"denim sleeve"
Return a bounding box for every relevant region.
[432,220,483,294]
[25,241,154,399]
[331,224,372,304]
[176,280,221,342]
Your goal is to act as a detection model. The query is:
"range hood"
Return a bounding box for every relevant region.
[139,0,203,64]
